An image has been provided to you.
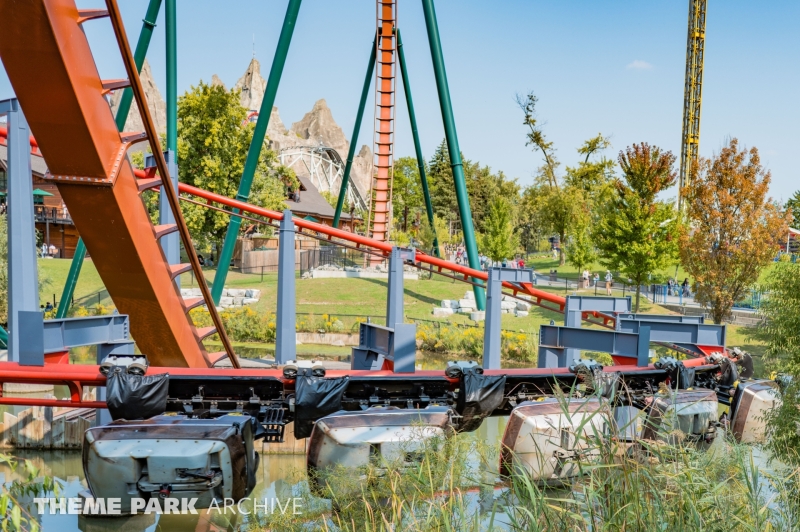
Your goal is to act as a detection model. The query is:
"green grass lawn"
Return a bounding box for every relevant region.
[42,259,771,374]
[38,258,106,307]
[41,258,675,337]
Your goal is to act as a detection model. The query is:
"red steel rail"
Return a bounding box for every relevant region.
[175,183,598,319]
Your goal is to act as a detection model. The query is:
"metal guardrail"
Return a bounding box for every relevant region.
[34,205,72,224]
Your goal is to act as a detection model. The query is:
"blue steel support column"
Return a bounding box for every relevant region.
[637,326,651,367]
[483,269,502,370]
[386,247,415,329]
[483,268,533,369]
[563,297,581,367]
[159,151,180,285]
[2,100,40,363]
[275,211,296,364]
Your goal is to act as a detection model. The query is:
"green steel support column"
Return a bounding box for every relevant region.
[421,0,485,310]
[165,0,177,152]
[115,0,162,130]
[56,0,162,319]
[332,37,376,229]
[55,240,86,318]
[396,29,438,257]
[211,0,303,304]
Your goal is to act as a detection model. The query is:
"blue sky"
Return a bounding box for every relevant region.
[2,0,798,200]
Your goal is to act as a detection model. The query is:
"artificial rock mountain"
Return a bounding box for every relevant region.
[232,58,373,196]
[111,58,373,196]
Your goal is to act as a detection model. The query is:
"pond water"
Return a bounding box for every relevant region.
[1,417,510,532]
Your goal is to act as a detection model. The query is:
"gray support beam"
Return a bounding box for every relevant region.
[386,247,415,329]
[14,314,133,366]
[148,151,181,286]
[617,318,725,347]
[2,100,40,364]
[484,268,533,369]
[562,297,633,363]
[564,295,632,314]
[538,325,649,368]
[18,312,44,366]
[618,313,704,324]
[275,211,296,364]
[42,315,131,353]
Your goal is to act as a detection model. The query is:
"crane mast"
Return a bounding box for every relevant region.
[678,0,707,209]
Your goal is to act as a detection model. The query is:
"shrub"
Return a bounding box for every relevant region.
[416,323,535,362]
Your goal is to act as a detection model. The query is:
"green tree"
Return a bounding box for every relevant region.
[680,139,789,323]
[593,143,680,311]
[566,210,597,273]
[564,134,615,202]
[479,197,519,262]
[785,189,800,228]
[517,91,558,188]
[392,156,424,231]
[428,140,459,223]
[427,139,520,237]
[761,262,800,465]
[176,81,292,252]
[418,215,450,253]
[528,182,584,266]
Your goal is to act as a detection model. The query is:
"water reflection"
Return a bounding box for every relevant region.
[0,418,510,532]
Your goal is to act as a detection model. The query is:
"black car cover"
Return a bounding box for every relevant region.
[457,368,506,432]
[294,373,349,439]
[105,368,169,421]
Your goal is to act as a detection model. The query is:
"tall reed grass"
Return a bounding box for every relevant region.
[250,393,800,532]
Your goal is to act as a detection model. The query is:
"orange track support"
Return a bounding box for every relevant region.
[367,0,397,249]
[0,0,214,368]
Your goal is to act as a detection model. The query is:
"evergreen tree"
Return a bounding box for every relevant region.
[428,140,458,222]
[785,189,800,228]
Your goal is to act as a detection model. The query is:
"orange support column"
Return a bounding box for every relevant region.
[367,0,397,251]
[0,0,212,367]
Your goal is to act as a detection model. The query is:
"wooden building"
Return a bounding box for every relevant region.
[0,144,80,258]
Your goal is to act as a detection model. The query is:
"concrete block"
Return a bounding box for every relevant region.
[458,299,476,310]
[432,307,455,318]
[440,300,458,309]
[501,300,517,310]
[243,298,259,305]
[516,301,532,311]
[190,288,203,297]
[458,308,474,314]
[515,310,529,318]
[245,289,261,299]
[180,288,192,297]
[233,297,245,306]
[219,297,234,308]
[502,309,510,314]
[227,289,246,298]
[464,291,475,301]
[470,311,485,322]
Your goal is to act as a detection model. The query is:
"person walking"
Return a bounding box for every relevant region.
[682,278,691,297]
[593,273,600,288]
[605,270,613,296]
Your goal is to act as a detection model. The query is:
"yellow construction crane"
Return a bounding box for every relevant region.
[678,0,707,208]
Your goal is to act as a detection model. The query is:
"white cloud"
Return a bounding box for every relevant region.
[626,60,653,70]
